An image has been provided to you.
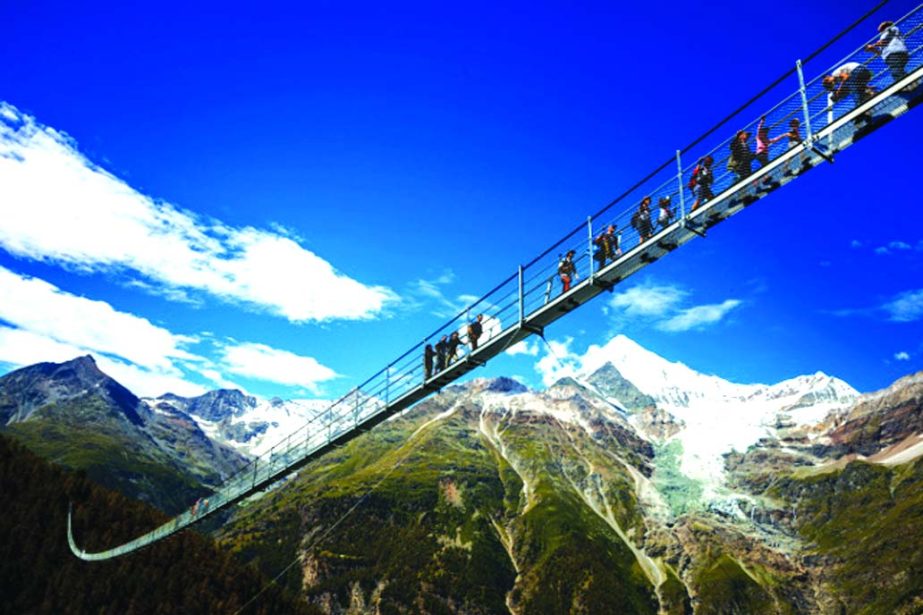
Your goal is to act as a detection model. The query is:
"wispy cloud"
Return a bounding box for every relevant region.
[0,266,338,397]
[872,240,920,256]
[219,342,338,393]
[405,269,475,319]
[608,281,741,333]
[882,289,923,323]
[658,299,743,333]
[0,266,198,371]
[0,102,396,323]
[895,351,911,361]
[610,284,686,318]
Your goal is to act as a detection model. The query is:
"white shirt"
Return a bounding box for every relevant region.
[879,26,907,59]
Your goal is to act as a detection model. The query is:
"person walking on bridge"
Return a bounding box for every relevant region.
[424,344,435,379]
[728,129,754,183]
[690,155,714,210]
[657,196,674,229]
[435,335,448,372]
[446,331,461,364]
[594,224,620,270]
[866,20,909,82]
[823,62,874,110]
[633,197,654,244]
[558,250,577,293]
[467,314,483,351]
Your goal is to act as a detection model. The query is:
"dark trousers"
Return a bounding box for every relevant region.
[886,52,909,81]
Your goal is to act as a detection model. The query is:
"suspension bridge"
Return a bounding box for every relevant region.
[69,3,923,560]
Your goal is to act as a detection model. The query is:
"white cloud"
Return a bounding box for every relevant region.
[97,356,207,398]
[608,281,741,333]
[506,340,540,357]
[0,326,87,367]
[408,270,474,318]
[534,337,581,386]
[895,351,911,361]
[0,266,197,370]
[0,325,205,398]
[850,240,863,249]
[883,289,923,323]
[220,342,338,393]
[0,102,395,323]
[610,284,686,318]
[875,240,916,255]
[0,266,336,397]
[200,368,247,391]
[657,299,742,333]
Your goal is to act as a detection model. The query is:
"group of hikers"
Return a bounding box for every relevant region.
[422,18,915,374]
[424,313,484,379]
[552,19,913,297]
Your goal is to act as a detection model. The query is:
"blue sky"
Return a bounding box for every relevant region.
[1,0,921,399]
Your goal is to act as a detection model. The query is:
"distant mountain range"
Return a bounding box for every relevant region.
[145,388,331,457]
[0,355,248,513]
[2,338,921,613]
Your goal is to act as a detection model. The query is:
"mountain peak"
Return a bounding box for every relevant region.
[464,377,528,395]
[0,354,143,426]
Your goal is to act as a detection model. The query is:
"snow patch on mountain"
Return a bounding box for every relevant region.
[146,391,331,457]
[570,335,859,503]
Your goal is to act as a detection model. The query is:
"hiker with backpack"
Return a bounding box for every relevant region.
[728,130,754,183]
[558,250,577,293]
[690,155,714,210]
[594,224,621,271]
[823,62,875,110]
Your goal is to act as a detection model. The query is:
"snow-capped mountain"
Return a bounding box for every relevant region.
[147,390,331,457]
[572,335,859,501]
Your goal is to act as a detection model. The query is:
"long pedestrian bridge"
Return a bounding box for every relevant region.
[69,2,923,560]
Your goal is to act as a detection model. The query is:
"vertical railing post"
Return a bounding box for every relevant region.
[796,59,814,142]
[518,265,524,326]
[675,149,686,219]
[354,388,360,427]
[465,308,470,355]
[385,367,391,406]
[587,216,594,281]
[251,459,258,488]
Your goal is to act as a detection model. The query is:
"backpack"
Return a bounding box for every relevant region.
[688,165,700,191]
